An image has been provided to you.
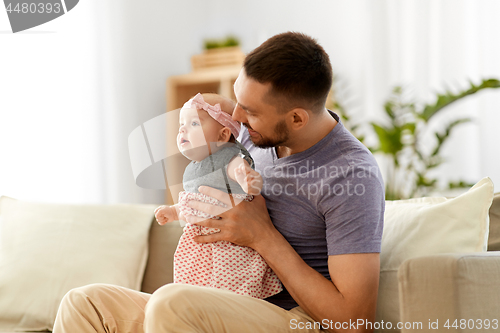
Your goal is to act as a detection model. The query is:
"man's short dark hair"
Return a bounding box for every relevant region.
[243,31,333,113]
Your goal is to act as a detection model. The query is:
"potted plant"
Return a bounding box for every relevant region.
[330,78,500,200]
[191,36,245,71]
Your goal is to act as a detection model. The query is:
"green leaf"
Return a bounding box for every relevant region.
[384,101,396,120]
[402,122,416,134]
[371,123,403,155]
[430,118,471,156]
[425,156,443,169]
[448,180,476,189]
[415,173,437,188]
[420,78,500,121]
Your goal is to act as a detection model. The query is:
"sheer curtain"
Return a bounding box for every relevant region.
[0,0,171,204]
[0,0,209,204]
[0,1,103,203]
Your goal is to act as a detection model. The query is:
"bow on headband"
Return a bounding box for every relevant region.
[182,93,241,138]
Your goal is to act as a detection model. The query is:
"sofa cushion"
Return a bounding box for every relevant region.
[488,192,500,251]
[141,219,183,293]
[0,196,156,332]
[376,177,493,332]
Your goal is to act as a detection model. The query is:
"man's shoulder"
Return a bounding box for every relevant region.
[305,121,374,168]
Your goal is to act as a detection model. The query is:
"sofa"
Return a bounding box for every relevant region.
[0,178,499,333]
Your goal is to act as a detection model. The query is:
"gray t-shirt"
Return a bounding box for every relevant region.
[239,111,385,310]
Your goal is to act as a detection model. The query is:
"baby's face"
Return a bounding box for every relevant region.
[177,107,223,161]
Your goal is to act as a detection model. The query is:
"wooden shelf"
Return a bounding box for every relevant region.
[166,65,242,111]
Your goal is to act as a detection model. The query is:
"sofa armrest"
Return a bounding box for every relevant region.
[397,252,500,332]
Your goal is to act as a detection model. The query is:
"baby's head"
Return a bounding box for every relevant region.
[177,93,239,162]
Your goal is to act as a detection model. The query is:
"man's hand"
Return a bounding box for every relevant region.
[154,205,180,225]
[185,186,276,250]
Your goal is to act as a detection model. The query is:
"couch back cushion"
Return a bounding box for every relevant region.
[488,192,500,251]
[141,220,183,293]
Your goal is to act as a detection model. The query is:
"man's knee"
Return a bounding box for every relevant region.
[147,284,190,314]
[146,284,209,317]
[59,283,111,311]
[145,284,214,332]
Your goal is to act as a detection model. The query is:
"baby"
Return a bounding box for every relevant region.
[155,93,282,299]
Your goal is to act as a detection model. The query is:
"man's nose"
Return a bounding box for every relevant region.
[232,104,246,123]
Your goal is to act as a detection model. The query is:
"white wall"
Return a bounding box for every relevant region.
[1,0,499,204]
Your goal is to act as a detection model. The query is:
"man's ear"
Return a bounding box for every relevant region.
[288,108,309,130]
[217,127,232,146]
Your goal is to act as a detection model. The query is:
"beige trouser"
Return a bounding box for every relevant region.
[53,283,326,333]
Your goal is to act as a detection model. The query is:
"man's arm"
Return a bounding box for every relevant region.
[187,189,380,333]
[259,231,380,332]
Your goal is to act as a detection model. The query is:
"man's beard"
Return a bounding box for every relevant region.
[245,119,290,148]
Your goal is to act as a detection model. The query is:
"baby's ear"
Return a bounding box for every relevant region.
[218,127,232,143]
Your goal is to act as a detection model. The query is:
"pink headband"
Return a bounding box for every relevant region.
[182,93,241,138]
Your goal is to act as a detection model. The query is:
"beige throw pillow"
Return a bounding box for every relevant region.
[0,196,156,332]
[376,177,493,333]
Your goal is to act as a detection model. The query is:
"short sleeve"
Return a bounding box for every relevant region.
[319,166,385,256]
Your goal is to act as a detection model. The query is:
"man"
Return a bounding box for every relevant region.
[54,32,384,333]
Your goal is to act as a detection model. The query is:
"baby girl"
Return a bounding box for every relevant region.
[154,93,282,299]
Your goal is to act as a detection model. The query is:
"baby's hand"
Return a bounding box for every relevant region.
[154,205,179,225]
[234,163,263,195]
